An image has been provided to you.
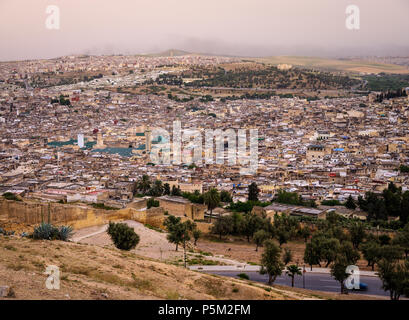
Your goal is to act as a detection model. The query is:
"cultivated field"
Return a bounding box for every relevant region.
[254,56,409,74]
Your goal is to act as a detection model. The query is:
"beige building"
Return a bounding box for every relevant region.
[164,180,203,194]
[253,203,326,220]
[157,195,205,220]
[306,144,327,163]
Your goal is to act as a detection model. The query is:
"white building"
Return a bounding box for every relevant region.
[77,133,84,148]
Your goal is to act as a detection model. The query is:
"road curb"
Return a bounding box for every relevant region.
[189,265,379,277]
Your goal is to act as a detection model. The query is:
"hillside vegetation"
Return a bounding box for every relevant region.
[181,64,360,90]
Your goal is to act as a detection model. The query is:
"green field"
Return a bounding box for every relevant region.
[253,56,409,75]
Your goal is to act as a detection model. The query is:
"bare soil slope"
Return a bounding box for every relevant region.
[0,236,319,300]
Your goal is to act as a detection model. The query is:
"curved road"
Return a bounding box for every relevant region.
[204,270,388,297]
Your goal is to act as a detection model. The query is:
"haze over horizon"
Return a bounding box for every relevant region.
[1,0,409,61]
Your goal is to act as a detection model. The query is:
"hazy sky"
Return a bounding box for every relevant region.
[1,0,408,61]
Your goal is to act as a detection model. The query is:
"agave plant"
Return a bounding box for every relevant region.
[32,223,51,239]
[32,223,59,240]
[58,226,74,241]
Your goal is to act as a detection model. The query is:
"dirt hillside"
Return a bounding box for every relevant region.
[0,236,321,300]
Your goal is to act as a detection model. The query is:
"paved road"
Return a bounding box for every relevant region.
[204,270,388,297]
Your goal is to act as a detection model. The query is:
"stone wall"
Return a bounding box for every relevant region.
[0,199,133,229]
[130,207,165,229]
[195,221,212,233]
[127,198,147,210]
[0,199,211,233]
[158,198,188,217]
[158,198,205,220]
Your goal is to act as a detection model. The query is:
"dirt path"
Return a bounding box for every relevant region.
[72,221,253,268]
[73,220,185,262]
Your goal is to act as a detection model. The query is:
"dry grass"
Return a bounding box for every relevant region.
[0,237,320,300]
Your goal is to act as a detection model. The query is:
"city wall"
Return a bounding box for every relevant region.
[0,199,133,229]
[0,199,212,233]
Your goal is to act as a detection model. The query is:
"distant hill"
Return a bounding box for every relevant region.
[148,49,192,57]
[144,50,409,74]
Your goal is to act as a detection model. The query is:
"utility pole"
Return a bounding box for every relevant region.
[182,234,187,268]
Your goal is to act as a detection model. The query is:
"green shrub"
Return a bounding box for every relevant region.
[107,222,140,251]
[147,198,160,209]
[321,200,342,206]
[187,258,218,266]
[3,192,21,201]
[237,273,250,280]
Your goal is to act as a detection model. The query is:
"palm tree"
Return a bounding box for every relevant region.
[136,175,151,195]
[286,264,302,287]
[163,183,171,195]
[204,188,220,222]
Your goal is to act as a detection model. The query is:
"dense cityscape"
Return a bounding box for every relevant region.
[1,0,409,309]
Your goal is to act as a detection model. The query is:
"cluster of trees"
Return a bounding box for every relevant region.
[163,215,201,250]
[304,231,360,271]
[134,175,182,197]
[259,240,300,287]
[184,66,360,90]
[303,212,371,270]
[400,165,409,173]
[361,224,409,299]
[199,95,214,102]
[361,224,409,270]
[275,189,317,208]
[82,73,103,82]
[211,210,307,249]
[320,199,343,206]
[51,94,71,106]
[357,182,409,223]
[374,88,407,102]
[227,200,271,214]
[134,175,235,222]
[377,257,409,300]
[167,93,193,103]
[147,198,159,209]
[220,92,277,102]
[301,212,409,297]
[321,195,356,210]
[211,212,269,241]
[208,208,409,298]
[364,73,409,91]
[156,74,183,86]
